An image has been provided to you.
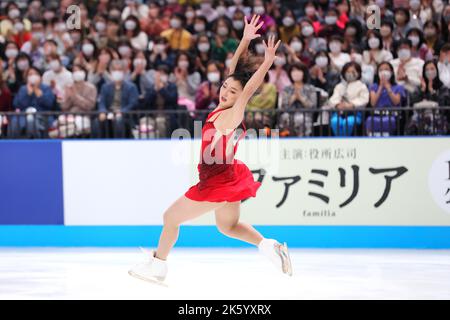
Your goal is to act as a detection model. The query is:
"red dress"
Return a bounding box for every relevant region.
[184,106,262,202]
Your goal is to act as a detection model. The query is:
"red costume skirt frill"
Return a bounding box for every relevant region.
[184,158,261,202]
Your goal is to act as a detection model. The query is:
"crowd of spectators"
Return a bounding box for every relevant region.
[0,0,449,138]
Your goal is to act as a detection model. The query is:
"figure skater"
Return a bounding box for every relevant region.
[129,15,292,285]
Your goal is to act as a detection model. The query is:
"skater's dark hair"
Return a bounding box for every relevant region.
[226,54,264,89]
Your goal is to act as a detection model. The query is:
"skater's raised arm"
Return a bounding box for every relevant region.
[218,35,280,132]
[227,15,263,76]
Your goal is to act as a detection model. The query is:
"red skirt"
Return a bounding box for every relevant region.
[184,158,261,202]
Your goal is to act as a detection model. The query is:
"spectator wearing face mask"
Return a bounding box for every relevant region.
[56,64,97,138]
[279,63,318,137]
[408,0,432,29]
[140,64,178,137]
[130,51,153,110]
[94,59,139,138]
[328,61,369,136]
[285,36,312,67]
[299,19,327,55]
[20,19,46,70]
[196,0,219,23]
[211,17,239,63]
[328,36,351,72]
[227,0,252,19]
[3,41,19,74]
[244,0,276,36]
[342,20,364,53]
[406,60,450,135]
[193,33,213,80]
[171,52,201,110]
[42,53,74,104]
[195,61,223,120]
[366,61,406,136]
[363,30,394,69]
[5,52,31,95]
[161,13,192,51]
[121,0,149,21]
[10,67,56,138]
[278,9,300,44]
[149,37,176,70]
[406,28,426,59]
[420,21,444,62]
[122,15,148,51]
[317,8,344,39]
[309,50,341,95]
[437,43,450,89]
[74,39,98,73]
[391,38,425,95]
[268,53,292,94]
[142,3,166,37]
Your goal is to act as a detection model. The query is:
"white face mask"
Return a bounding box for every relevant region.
[178,60,189,69]
[217,27,229,36]
[254,6,265,15]
[125,20,137,31]
[408,36,420,46]
[170,19,181,29]
[316,56,328,67]
[111,70,124,82]
[50,60,61,72]
[133,58,146,68]
[160,74,168,83]
[379,70,392,80]
[290,41,303,52]
[73,70,86,82]
[82,43,95,56]
[28,74,40,85]
[325,16,337,25]
[283,17,295,27]
[368,37,380,49]
[329,42,341,53]
[185,11,195,19]
[8,9,20,19]
[274,57,286,66]
[194,23,205,32]
[255,43,265,54]
[425,69,437,80]
[398,48,411,60]
[232,20,244,30]
[17,60,29,71]
[118,46,131,57]
[14,22,24,32]
[302,25,314,37]
[207,72,220,83]
[96,22,106,32]
[198,43,210,52]
[5,48,19,59]
[225,59,232,68]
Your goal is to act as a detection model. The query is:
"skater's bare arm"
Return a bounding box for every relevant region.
[220,35,280,131]
[227,15,263,76]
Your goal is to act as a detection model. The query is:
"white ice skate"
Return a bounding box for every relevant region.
[258,238,293,276]
[128,247,168,287]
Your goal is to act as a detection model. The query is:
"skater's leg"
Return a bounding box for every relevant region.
[214,201,264,246]
[156,195,227,260]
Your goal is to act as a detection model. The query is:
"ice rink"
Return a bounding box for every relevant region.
[1,247,449,300]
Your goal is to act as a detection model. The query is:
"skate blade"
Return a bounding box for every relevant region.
[128,270,169,288]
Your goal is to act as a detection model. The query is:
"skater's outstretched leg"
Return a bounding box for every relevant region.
[215,201,293,276]
[214,201,264,245]
[156,195,227,260]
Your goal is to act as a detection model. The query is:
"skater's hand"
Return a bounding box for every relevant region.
[243,15,264,42]
[263,34,281,63]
